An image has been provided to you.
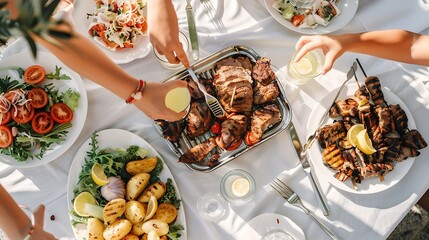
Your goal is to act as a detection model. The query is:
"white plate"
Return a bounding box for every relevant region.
[264,0,359,34]
[0,51,88,168]
[66,129,187,239]
[237,213,305,239]
[307,83,416,194]
[71,0,151,64]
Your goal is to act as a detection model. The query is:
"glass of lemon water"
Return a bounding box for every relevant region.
[286,48,325,85]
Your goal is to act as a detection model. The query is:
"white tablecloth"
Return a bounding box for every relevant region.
[1,0,429,239]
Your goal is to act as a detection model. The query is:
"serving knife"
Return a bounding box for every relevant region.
[185,0,199,61]
[288,122,330,216]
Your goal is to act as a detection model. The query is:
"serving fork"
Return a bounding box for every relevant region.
[187,68,225,117]
[271,178,339,240]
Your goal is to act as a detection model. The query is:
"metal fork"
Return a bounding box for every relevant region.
[300,62,357,157]
[187,68,225,117]
[271,178,339,240]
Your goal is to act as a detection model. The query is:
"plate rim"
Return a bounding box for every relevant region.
[263,0,359,34]
[307,83,416,194]
[66,128,187,239]
[0,50,88,168]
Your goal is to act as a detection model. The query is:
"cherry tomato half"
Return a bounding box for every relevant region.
[50,103,73,124]
[244,131,259,146]
[0,125,13,148]
[31,112,54,134]
[27,88,49,109]
[210,122,221,135]
[24,65,46,84]
[0,111,12,125]
[11,104,35,124]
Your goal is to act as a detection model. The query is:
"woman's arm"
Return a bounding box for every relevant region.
[295,29,429,74]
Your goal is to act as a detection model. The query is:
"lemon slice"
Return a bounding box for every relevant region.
[73,192,97,217]
[346,124,365,147]
[144,195,158,221]
[356,129,377,155]
[231,177,250,197]
[293,57,313,75]
[91,163,109,186]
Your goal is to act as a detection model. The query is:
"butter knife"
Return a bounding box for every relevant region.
[185,0,199,61]
[288,122,330,216]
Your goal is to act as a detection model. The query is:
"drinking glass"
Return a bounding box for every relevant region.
[289,0,315,8]
[220,169,256,205]
[153,31,190,70]
[286,48,325,85]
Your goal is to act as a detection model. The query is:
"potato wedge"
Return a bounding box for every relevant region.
[126,173,150,200]
[121,233,139,240]
[103,198,126,225]
[137,182,166,203]
[126,157,158,175]
[103,219,132,240]
[87,218,104,240]
[153,203,178,224]
[125,200,146,224]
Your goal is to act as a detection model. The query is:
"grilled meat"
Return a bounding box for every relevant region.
[355,85,371,101]
[214,66,253,114]
[216,57,243,70]
[389,104,408,134]
[253,81,280,105]
[365,76,386,106]
[329,98,358,118]
[374,106,393,134]
[155,119,185,143]
[402,129,428,150]
[252,57,276,86]
[317,121,347,149]
[186,101,213,137]
[236,56,253,71]
[187,77,204,100]
[217,114,248,150]
[361,163,394,179]
[246,104,281,145]
[179,137,218,163]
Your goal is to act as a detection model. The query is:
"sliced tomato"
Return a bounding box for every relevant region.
[31,112,54,134]
[0,111,12,125]
[210,122,221,135]
[4,89,25,103]
[50,103,73,124]
[27,88,49,109]
[291,14,306,27]
[226,139,242,151]
[244,131,260,146]
[11,104,35,124]
[24,65,46,84]
[0,125,13,148]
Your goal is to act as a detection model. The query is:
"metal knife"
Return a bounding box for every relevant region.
[185,0,199,61]
[288,122,330,216]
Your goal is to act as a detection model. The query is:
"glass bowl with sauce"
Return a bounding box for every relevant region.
[220,169,256,205]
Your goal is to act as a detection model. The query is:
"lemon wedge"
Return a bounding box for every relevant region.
[91,163,109,186]
[346,124,365,147]
[73,192,97,217]
[356,129,377,155]
[144,195,158,221]
[358,99,369,107]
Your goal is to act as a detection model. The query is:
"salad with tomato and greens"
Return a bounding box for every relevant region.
[0,64,80,161]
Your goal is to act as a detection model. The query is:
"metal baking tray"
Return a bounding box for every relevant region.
[155,45,292,172]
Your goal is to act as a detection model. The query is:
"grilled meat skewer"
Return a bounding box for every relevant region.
[179,137,218,164]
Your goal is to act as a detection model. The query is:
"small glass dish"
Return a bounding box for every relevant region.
[197,192,228,222]
[220,169,256,205]
[262,229,294,240]
[153,31,190,70]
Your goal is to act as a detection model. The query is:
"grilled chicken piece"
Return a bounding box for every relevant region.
[374,106,393,134]
[322,144,345,170]
[155,120,185,143]
[214,66,253,114]
[253,81,279,105]
[317,121,347,149]
[215,57,243,70]
[217,114,248,150]
[252,57,276,86]
[359,111,378,140]
[329,98,358,118]
[245,104,281,145]
[402,129,428,150]
[186,78,204,100]
[389,104,408,134]
[365,76,386,106]
[342,148,363,184]
[179,137,218,163]
[361,163,394,180]
[236,56,253,71]
[334,162,354,182]
[355,85,371,101]
[186,101,213,137]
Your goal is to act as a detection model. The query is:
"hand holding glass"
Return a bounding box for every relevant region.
[286,48,325,85]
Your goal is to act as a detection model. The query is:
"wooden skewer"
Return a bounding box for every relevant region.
[356,58,368,78]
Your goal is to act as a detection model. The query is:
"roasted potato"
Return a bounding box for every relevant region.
[130,220,145,236]
[121,233,139,240]
[124,200,146,224]
[142,219,169,235]
[126,173,150,200]
[126,157,158,175]
[141,233,168,240]
[103,198,126,225]
[153,203,178,224]
[103,219,132,240]
[87,218,104,240]
[137,182,166,203]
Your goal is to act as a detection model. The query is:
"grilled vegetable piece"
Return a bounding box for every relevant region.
[245,104,281,146]
[329,98,358,118]
[153,203,178,224]
[87,218,105,240]
[365,76,386,106]
[125,200,146,224]
[126,173,150,200]
[322,144,345,170]
[137,182,166,203]
[252,57,276,86]
[186,101,213,137]
[317,121,347,149]
[103,218,132,240]
[103,198,126,225]
[126,158,158,175]
[179,137,218,163]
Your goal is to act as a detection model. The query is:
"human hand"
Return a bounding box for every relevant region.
[294,35,345,75]
[135,80,189,122]
[147,0,190,68]
[28,205,57,240]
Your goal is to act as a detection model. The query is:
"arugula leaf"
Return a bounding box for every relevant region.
[60,89,80,111]
[159,178,181,209]
[46,65,71,80]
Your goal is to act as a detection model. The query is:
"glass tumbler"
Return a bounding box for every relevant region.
[286,48,325,85]
[153,31,190,70]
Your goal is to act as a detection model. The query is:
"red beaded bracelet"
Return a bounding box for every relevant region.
[125,79,146,104]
